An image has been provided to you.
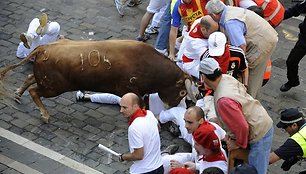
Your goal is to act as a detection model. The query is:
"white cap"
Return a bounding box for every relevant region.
[199,58,221,75]
[208,32,227,56]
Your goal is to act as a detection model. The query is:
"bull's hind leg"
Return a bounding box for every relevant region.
[15,74,36,103]
[28,86,51,123]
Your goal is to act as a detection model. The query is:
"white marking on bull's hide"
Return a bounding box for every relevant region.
[88,50,101,67]
[80,53,84,71]
[129,77,137,84]
[103,54,111,70]
[42,50,49,61]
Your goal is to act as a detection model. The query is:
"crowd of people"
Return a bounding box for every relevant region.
[16,0,306,173]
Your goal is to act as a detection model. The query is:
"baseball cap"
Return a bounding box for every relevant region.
[192,122,220,150]
[199,58,221,75]
[276,108,304,128]
[208,32,227,56]
[229,163,258,174]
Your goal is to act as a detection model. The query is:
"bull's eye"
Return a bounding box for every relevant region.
[179,90,187,97]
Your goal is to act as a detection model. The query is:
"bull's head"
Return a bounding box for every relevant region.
[158,75,196,108]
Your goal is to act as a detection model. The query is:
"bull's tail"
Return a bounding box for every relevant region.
[0,80,16,108]
[0,49,39,106]
[0,48,39,80]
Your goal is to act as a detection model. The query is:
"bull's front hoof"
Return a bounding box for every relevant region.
[14,96,21,104]
[14,90,22,104]
[41,116,49,124]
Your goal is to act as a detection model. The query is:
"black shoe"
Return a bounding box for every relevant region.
[280,82,300,92]
[76,90,90,101]
[127,1,136,7]
[161,144,179,155]
[127,0,141,7]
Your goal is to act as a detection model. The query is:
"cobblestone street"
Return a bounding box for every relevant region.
[0,0,306,173]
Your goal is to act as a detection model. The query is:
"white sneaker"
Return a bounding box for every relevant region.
[145,26,159,34]
[155,48,168,57]
[114,0,124,16]
[76,90,85,101]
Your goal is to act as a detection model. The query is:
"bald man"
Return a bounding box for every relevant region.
[177,15,219,79]
[119,93,164,174]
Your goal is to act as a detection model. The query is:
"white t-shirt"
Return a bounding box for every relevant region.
[148,93,166,116]
[180,18,209,62]
[128,110,163,174]
[239,0,257,8]
[198,160,228,174]
[177,17,209,78]
[210,122,226,141]
[159,107,193,145]
[149,93,186,116]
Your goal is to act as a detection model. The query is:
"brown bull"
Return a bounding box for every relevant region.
[0,39,194,123]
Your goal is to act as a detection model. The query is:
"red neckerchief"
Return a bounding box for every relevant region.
[182,54,193,62]
[214,44,230,74]
[128,109,147,125]
[199,151,226,162]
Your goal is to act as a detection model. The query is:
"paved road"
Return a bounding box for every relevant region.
[0,0,305,173]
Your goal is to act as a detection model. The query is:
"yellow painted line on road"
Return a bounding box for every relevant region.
[0,127,104,174]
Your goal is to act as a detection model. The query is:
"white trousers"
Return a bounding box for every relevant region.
[150,4,167,27]
[88,93,164,115]
[146,0,168,13]
[177,37,200,78]
[87,92,186,116]
[16,18,60,58]
[90,93,121,104]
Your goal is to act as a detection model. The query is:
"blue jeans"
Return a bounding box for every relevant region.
[154,1,171,50]
[248,127,274,174]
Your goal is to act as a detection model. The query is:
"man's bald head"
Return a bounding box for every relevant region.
[200,15,219,38]
[186,106,205,120]
[122,93,141,106]
[120,93,141,118]
[184,106,205,133]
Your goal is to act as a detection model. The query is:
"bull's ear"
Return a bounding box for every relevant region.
[175,79,184,87]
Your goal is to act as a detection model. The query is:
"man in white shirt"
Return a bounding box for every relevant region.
[119,93,164,174]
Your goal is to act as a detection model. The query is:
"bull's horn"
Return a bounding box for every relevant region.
[185,79,197,103]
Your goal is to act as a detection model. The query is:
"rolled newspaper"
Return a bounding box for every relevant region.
[98,144,120,157]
